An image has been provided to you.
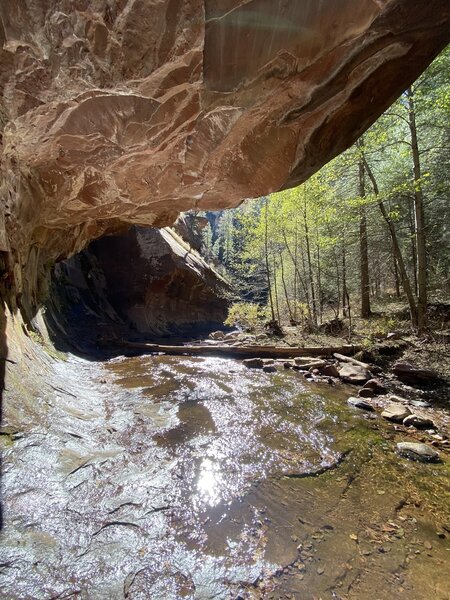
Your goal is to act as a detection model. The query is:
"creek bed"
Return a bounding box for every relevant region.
[1,354,449,599]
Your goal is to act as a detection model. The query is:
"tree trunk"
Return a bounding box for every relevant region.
[293,225,298,321]
[264,197,275,321]
[282,228,311,322]
[362,154,418,326]
[406,86,428,332]
[393,252,401,298]
[342,244,348,317]
[316,236,323,324]
[408,196,418,295]
[303,198,317,326]
[273,253,281,323]
[358,151,371,318]
[280,252,294,322]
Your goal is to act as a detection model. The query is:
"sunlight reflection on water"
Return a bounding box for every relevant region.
[197,458,223,506]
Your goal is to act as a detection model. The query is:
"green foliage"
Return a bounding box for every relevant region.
[198,46,450,330]
[224,302,266,330]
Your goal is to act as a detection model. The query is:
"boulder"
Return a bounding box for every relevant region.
[403,414,436,430]
[358,388,375,398]
[347,397,375,411]
[393,362,438,385]
[243,358,264,369]
[362,378,388,395]
[320,364,340,378]
[263,365,277,373]
[381,404,412,423]
[338,364,371,384]
[396,442,440,463]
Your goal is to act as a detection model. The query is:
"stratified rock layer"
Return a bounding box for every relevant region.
[0,1,449,307]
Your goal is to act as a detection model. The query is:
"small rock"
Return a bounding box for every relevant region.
[348,397,374,411]
[243,358,264,369]
[283,360,295,369]
[358,387,375,398]
[225,331,238,340]
[396,442,440,463]
[381,404,412,423]
[363,378,387,394]
[263,365,277,373]
[387,394,408,403]
[403,414,436,430]
[209,330,225,340]
[294,358,326,370]
[317,567,324,575]
[294,356,321,365]
[410,399,431,408]
[338,363,371,384]
[320,363,340,378]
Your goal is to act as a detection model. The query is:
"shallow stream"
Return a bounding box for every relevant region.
[1,353,449,599]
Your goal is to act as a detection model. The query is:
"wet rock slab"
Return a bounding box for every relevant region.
[2,351,450,599]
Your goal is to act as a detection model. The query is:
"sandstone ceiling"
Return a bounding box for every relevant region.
[0,0,449,305]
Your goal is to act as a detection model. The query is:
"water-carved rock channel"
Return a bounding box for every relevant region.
[1,352,449,599]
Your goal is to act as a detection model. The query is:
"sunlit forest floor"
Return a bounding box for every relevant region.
[224,297,450,383]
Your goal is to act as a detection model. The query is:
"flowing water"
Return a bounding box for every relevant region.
[1,353,449,599]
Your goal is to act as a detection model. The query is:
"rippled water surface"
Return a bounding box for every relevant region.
[1,354,449,599]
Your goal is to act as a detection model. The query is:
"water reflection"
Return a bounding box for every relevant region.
[197,458,223,507]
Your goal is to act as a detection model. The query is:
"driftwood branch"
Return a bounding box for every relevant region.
[112,340,362,359]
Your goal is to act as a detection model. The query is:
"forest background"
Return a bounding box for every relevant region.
[194,46,449,346]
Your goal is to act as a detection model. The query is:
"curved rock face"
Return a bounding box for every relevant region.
[46,225,230,348]
[0,1,449,307]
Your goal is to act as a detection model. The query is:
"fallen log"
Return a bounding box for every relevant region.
[333,352,371,369]
[111,339,362,359]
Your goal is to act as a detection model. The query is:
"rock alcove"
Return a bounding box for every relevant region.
[0,0,449,331]
[1,4,450,598]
